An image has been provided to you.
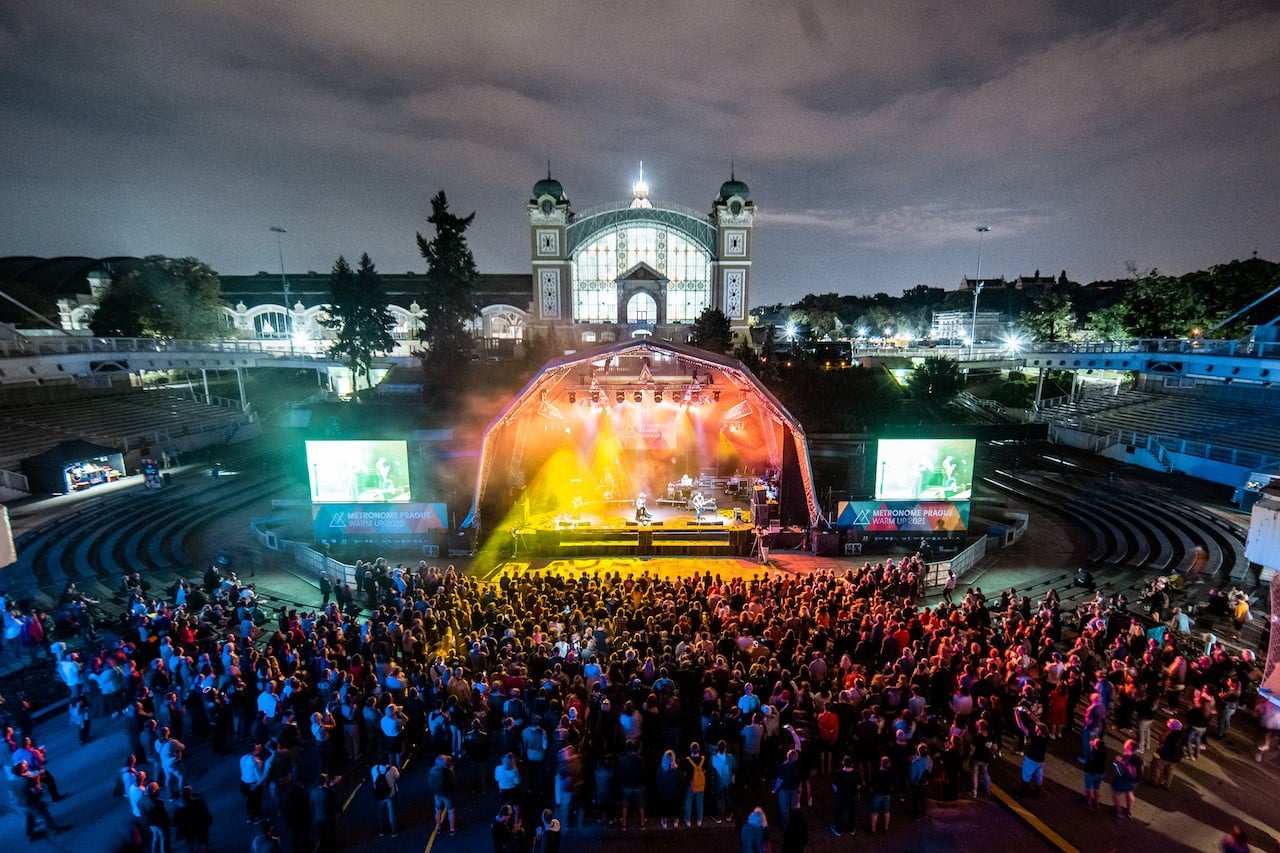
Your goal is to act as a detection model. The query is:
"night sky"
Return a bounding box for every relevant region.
[2,1,1278,305]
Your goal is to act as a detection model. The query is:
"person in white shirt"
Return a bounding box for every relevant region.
[380,704,408,767]
[128,770,150,818]
[239,743,266,823]
[58,654,84,696]
[257,683,281,721]
[158,727,186,800]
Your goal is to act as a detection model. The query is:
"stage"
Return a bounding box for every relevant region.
[510,498,758,557]
[467,340,822,558]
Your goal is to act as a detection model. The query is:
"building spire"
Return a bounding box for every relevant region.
[630,160,651,208]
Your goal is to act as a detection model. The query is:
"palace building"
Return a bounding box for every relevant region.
[524,167,755,347]
[2,168,757,354]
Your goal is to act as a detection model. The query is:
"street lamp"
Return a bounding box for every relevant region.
[270,227,293,355]
[969,225,991,358]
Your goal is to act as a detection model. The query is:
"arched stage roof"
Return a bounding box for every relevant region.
[465,338,820,532]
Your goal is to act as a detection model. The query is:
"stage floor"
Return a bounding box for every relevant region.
[527,502,752,533]
[508,498,758,558]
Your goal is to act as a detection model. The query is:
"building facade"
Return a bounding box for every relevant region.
[3,168,757,354]
[526,169,755,347]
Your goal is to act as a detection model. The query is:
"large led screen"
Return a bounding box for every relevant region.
[306,440,412,503]
[874,438,975,501]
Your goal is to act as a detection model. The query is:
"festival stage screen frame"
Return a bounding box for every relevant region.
[305,440,412,504]
[874,438,976,501]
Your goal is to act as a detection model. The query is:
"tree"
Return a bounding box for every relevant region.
[1084,304,1128,341]
[758,324,781,382]
[90,256,225,339]
[416,191,479,403]
[732,335,760,374]
[1118,272,1195,338]
[907,356,965,409]
[1021,289,1076,341]
[320,253,395,401]
[689,307,732,354]
[89,273,148,337]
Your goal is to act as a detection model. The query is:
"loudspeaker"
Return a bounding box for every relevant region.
[843,542,862,556]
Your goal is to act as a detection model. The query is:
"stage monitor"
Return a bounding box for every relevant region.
[874,438,975,501]
[306,440,412,503]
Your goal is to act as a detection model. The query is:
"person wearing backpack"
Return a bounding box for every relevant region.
[370,754,401,838]
[683,742,709,828]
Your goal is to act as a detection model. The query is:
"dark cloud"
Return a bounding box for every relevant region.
[1,0,1277,303]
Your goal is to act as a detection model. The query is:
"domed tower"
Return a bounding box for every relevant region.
[710,168,755,338]
[529,170,572,321]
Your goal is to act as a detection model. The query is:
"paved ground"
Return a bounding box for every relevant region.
[2,438,1276,852]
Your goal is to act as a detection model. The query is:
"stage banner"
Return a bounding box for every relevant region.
[836,500,970,532]
[313,502,447,543]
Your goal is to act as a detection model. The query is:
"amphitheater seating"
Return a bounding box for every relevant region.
[1042,390,1280,459]
[0,390,248,471]
[981,463,1248,582]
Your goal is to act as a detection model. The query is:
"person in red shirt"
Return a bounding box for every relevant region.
[816,706,839,774]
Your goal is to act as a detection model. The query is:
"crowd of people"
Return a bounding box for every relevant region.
[3,551,1276,852]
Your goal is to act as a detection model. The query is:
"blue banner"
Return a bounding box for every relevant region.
[312,502,447,543]
[836,500,970,532]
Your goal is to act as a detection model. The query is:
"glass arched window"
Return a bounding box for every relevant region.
[572,220,711,323]
[627,293,657,324]
[254,310,292,339]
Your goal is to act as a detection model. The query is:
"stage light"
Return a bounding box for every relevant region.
[617,391,626,404]
[713,390,721,402]
[654,390,663,403]
[568,391,577,404]
[634,391,643,403]
[590,391,600,404]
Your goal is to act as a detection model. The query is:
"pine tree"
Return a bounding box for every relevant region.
[320,253,395,401]
[690,307,733,354]
[416,190,479,403]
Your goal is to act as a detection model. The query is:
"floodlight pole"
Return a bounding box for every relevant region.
[270,226,293,356]
[969,226,990,359]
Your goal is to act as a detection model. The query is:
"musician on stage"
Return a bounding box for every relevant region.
[691,491,709,523]
[635,492,652,524]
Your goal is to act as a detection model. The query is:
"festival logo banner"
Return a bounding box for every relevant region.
[312,502,447,543]
[835,501,970,532]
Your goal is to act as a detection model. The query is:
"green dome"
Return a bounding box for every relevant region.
[532,176,565,201]
[718,178,750,202]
